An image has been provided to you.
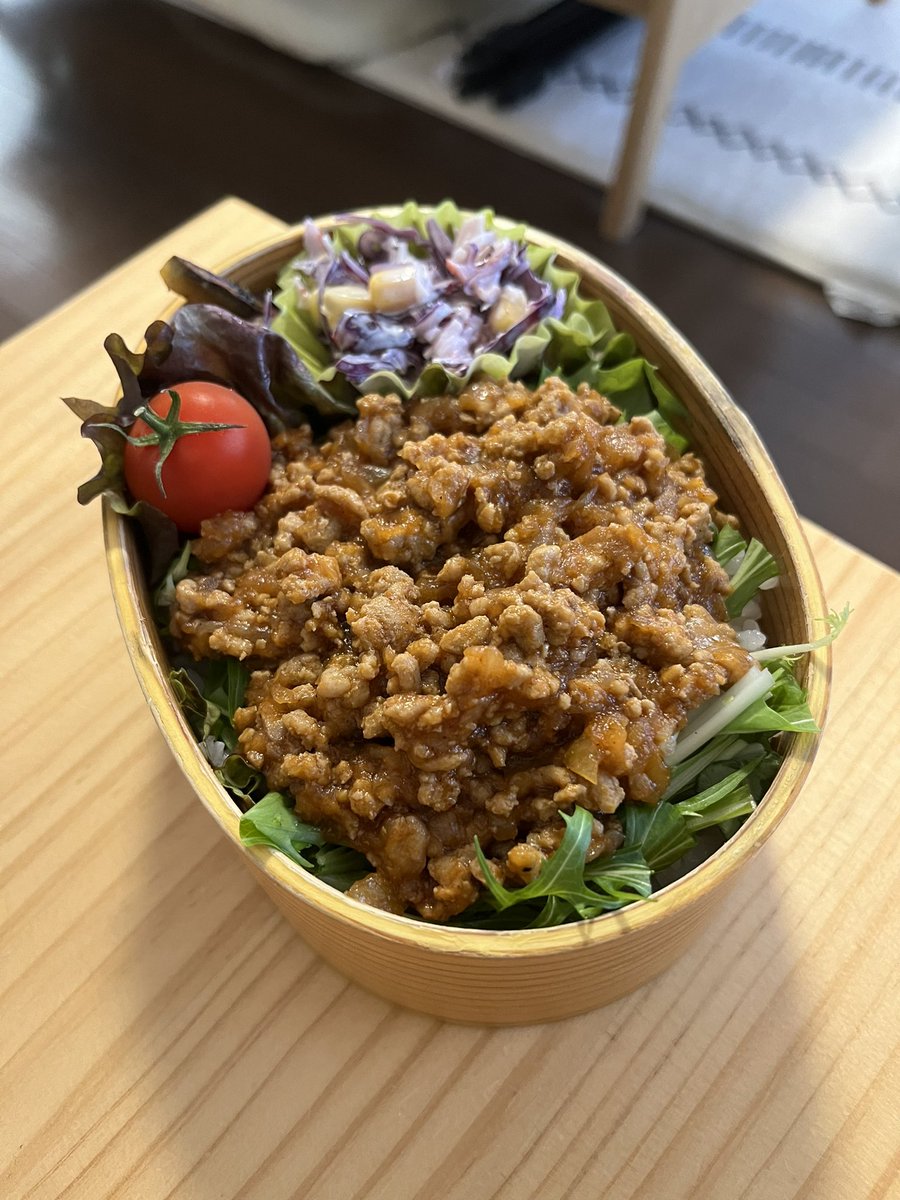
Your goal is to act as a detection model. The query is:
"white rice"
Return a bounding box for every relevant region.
[729,592,774,652]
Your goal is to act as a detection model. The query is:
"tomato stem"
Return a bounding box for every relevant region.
[118,390,243,498]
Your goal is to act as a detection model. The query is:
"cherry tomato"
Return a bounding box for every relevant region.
[124,381,271,533]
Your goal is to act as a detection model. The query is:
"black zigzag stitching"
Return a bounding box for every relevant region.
[723,15,900,104]
[671,106,900,215]
[571,64,900,216]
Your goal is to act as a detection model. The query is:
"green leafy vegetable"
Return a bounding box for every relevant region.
[153,538,193,626]
[239,793,370,890]
[153,305,348,425]
[623,798,694,872]
[170,659,267,802]
[694,746,779,803]
[662,733,744,800]
[312,845,372,891]
[724,661,819,735]
[545,342,690,454]
[239,791,325,869]
[620,765,758,875]
[669,667,777,765]
[725,538,780,617]
[672,765,757,830]
[216,753,267,805]
[712,524,746,567]
[527,896,577,929]
[473,808,651,921]
[171,657,248,741]
[752,605,851,663]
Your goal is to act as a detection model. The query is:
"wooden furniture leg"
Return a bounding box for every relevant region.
[601,0,691,240]
[596,0,755,240]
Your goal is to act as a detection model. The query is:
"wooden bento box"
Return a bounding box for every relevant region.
[102,214,830,1025]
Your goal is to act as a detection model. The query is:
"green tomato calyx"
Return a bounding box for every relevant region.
[122,390,243,498]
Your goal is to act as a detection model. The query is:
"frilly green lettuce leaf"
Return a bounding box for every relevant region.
[555,337,691,455]
[271,200,617,402]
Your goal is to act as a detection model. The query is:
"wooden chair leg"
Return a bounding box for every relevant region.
[601,0,691,240]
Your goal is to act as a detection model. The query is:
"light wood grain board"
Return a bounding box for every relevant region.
[1,198,898,1200]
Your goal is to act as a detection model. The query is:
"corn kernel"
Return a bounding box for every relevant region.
[321,285,372,328]
[488,285,528,333]
[369,264,421,314]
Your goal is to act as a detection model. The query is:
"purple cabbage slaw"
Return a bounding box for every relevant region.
[291,213,566,385]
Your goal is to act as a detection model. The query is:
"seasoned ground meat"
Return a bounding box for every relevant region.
[171,377,753,920]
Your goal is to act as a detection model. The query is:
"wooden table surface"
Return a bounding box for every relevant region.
[2,198,898,1200]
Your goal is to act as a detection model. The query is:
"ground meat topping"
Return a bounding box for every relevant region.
[171,377,752,921]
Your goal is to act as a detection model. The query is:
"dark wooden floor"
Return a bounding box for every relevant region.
[3,0,898,567]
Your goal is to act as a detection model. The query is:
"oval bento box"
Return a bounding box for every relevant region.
[102,211,830,1025]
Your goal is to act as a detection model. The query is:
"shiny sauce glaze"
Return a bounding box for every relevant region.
[171,378,752,920]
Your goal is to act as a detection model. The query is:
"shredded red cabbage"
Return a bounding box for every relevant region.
[291,214,565,381]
